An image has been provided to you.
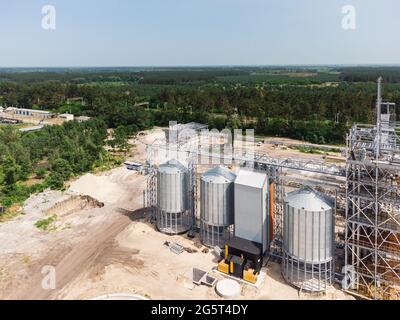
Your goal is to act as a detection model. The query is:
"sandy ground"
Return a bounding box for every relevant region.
[0,163,147,300]
[55,221,351,300]
[0,128,353,300]
[126,127,166,164]
[0,171,146,299]
[250,137,345,163]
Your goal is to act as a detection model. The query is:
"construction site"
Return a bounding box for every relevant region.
[0,78,398,300]
[144,77,400,300]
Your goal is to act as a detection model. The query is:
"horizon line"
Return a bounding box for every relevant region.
[1,63,400,70]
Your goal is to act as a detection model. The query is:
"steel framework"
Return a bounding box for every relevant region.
[283,252,334,292]
[145,128,344,257]
[145,135,341,294]
[200,222,234,248]
[155,153,197,235]
[143,79,400,299]
[344,78,400,300]
[145,126,202,235]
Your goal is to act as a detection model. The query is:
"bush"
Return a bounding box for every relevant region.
[51,159,73,180]
[45,173,65,190]
[35,215,57,231]
[35,167,47,179]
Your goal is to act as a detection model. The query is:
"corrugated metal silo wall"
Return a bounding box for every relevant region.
[200,177,234,227]
[157,168,188,213]
[284,203,333,263]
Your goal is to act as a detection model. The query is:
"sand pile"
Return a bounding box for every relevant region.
[69,173,127,204]
[44,195,104,217]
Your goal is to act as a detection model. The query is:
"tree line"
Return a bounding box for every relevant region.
[2,79,399,145]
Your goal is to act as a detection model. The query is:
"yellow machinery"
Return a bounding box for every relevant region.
[217,237,263,284]
[217,260,229,274]
[243,268,258,284]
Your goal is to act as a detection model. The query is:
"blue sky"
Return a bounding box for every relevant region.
[0,0,399,67]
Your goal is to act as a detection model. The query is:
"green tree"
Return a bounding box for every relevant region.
[111,126,129,153]
[2,156,18,186]
[35,167,47,179]
[51,159,73,180]
[45,172,65,190]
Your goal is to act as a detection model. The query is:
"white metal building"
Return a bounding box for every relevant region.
[59,113,74,121]
[6,107,53,118]
[234,169,269,254]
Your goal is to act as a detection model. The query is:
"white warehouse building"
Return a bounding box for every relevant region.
[6,107,53,119]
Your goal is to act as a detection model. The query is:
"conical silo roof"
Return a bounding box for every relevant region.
[284,189,333,211]
[201,166,236,184]
[158,159,188,174]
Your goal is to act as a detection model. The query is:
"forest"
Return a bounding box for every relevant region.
[0,119,112,211]
[1,67,400,144]
[1,66,400,210]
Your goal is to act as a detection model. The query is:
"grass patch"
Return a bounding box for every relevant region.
[22,255,30,265]
[35,214,58,231]
[61,222,72,230]
[289,145,341,154]
[0,210,22,223]
[92,152,123,173]
[290,145,323,154]
[0,204,24,223]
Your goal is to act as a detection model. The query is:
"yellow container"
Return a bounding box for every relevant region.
[218,260,229,274]
[243,268,258,284]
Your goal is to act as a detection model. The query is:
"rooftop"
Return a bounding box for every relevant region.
[158,159,188,173]
[169,122,208,131]
[234,169,267,189]
[12,108,52,114]
[201,166,236,184]
[19,125,44,132]
[284,188,333,211]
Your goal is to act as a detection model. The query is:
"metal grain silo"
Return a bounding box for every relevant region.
[282,189,334,292]
[156,159,191,234]
[200,166,236,247]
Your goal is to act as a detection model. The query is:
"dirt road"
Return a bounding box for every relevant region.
[11,207,145,300]
[0,130,156,300]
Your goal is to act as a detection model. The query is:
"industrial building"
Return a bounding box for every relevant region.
[75,116,92,123]
[18,125,44,133]
[164,122,208,145]
[234,169,270,254]
[144,78,399,300]
[58,113,74,121]
[5,107,54,119]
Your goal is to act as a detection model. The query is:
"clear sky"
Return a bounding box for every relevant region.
[0,0,399,67]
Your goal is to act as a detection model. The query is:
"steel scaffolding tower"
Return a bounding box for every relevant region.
[344,78,400,300]
[145,147,157,222]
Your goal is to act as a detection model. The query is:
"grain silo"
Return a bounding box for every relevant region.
[156,159,191,234]
[200,166,236,247]
[282,188,334,292]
